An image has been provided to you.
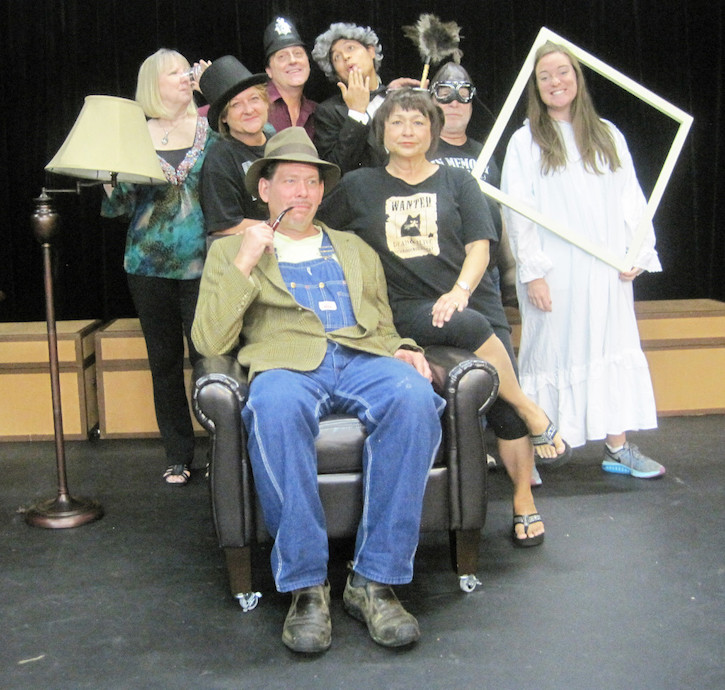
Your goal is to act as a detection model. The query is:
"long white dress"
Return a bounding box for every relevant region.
[501,119,661,447]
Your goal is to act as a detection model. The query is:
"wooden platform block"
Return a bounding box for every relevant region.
[0,320,101,441]
[635,300,725,416]
[505,299,725,416]
[95,318,203,438]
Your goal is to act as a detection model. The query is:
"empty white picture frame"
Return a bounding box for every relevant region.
[471,26,693,272]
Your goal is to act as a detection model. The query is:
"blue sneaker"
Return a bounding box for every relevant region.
[601,443,665,479]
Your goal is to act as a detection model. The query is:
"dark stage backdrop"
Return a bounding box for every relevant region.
[1,0,723,322]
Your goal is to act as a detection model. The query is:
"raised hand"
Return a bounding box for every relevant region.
[233,221,275,277]
[337,66,371,114]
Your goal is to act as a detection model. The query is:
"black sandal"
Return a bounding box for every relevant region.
[163,464,191,486]
[512,513,545,547]
[530,419,572,465]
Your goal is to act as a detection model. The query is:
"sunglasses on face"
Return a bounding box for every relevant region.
[430,81,476,104]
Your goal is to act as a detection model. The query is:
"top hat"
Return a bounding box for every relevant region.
[244,127,340,197]
[199,56,267,132]
[264,17,304,62]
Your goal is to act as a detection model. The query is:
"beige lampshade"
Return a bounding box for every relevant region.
[45,95,166,185]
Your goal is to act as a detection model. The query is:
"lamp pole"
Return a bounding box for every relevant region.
[24,190,103,529]
[23,95,165,527]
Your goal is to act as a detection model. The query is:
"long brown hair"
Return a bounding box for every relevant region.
[527,41,620,175]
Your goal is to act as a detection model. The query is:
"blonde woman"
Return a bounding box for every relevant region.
[502,41,664,478]
[102,48,216,485]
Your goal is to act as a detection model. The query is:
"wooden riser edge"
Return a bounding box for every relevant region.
[98,430,207,440]
[640,338,725,351]
[657,408,725,417]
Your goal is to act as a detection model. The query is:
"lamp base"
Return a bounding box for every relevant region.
[25,495,103,529]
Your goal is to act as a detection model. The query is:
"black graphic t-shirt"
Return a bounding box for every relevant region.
[318,166,505,327]
[430,137,502,243]
[199,137,267,234]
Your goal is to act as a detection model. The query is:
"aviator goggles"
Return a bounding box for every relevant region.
[430,80,477,104]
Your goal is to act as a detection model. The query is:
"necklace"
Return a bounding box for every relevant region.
[159,117,183,145]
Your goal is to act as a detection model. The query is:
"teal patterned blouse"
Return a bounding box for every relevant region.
[101,117,217,280]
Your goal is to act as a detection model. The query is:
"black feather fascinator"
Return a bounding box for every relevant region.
[403,14,463,85]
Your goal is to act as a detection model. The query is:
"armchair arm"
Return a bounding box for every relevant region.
[192,355,254,547]
[192,355,249,433]
[425,345,499,416]
[424,346,500,530]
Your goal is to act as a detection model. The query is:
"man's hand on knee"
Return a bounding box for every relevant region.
[393,349,432,381]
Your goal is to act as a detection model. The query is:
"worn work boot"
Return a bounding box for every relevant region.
[282,581,331,653]
[343,574,420,647]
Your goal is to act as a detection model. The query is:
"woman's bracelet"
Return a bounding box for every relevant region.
[455,280,471,294]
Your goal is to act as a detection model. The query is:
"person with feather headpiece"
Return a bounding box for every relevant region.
[428,62,536,488]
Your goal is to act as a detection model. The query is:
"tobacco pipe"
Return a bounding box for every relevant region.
[271,206,294,230]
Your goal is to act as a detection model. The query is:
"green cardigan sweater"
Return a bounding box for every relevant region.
[191,222,420,380]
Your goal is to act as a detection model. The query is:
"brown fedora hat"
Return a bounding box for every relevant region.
[244,127,341,196]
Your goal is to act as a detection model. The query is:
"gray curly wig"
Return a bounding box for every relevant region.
[312,22,383,82]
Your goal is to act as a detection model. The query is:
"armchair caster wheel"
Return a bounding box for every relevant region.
[235,591,262,612]
[459,574,482,593]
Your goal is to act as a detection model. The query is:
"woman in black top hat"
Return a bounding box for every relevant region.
[198,56,271,237]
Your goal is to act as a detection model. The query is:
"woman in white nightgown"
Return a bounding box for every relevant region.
[501,41,665,479]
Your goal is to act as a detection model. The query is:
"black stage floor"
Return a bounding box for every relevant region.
[2,415,724,689]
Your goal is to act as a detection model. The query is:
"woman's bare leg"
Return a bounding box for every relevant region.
[497,436,544,541]
[474,334,566,459]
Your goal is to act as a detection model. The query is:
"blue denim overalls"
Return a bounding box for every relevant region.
[242,232,445,592]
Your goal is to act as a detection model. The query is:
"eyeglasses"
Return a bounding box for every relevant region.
[430,81,476,104]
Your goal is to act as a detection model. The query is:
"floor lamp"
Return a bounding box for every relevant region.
[25,96,166,529]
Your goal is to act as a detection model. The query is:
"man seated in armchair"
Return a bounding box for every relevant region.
[191,127,445,654]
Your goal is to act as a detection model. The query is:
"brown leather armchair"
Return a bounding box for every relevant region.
[192,345,499,611]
